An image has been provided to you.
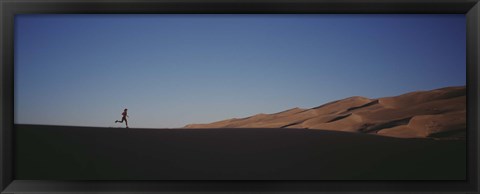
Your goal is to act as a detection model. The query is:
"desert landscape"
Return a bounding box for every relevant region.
[15,14,467,181]
[185,86,466,140]
[16,86,467,180]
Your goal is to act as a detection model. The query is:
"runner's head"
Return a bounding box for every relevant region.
[124,108,128,112]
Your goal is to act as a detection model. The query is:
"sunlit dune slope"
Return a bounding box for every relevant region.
[185,86,466,139]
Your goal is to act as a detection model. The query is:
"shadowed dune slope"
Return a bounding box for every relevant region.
[16,125,466,180]
[185,86,466,139]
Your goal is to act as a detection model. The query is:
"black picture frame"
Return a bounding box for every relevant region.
[1,0,479,193]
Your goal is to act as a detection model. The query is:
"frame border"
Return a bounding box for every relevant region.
[1,0,479,193]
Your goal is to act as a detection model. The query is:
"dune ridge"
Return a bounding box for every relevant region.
[184,86,466,139]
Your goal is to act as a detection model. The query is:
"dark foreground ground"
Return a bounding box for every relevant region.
[15,125,466,180]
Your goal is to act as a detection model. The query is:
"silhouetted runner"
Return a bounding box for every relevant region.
[115,108,129,128]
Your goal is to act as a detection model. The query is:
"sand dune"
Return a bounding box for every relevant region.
[185,86,466,139]
[16,125,466,180]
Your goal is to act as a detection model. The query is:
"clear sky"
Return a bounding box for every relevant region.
[14,14,466,128]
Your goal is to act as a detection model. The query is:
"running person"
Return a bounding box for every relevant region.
[115,109,129,128]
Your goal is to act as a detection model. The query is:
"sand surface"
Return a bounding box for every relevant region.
[16,125,466,180]
[185,86,466,139]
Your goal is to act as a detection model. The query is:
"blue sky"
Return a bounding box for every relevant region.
[14,14,466,128]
